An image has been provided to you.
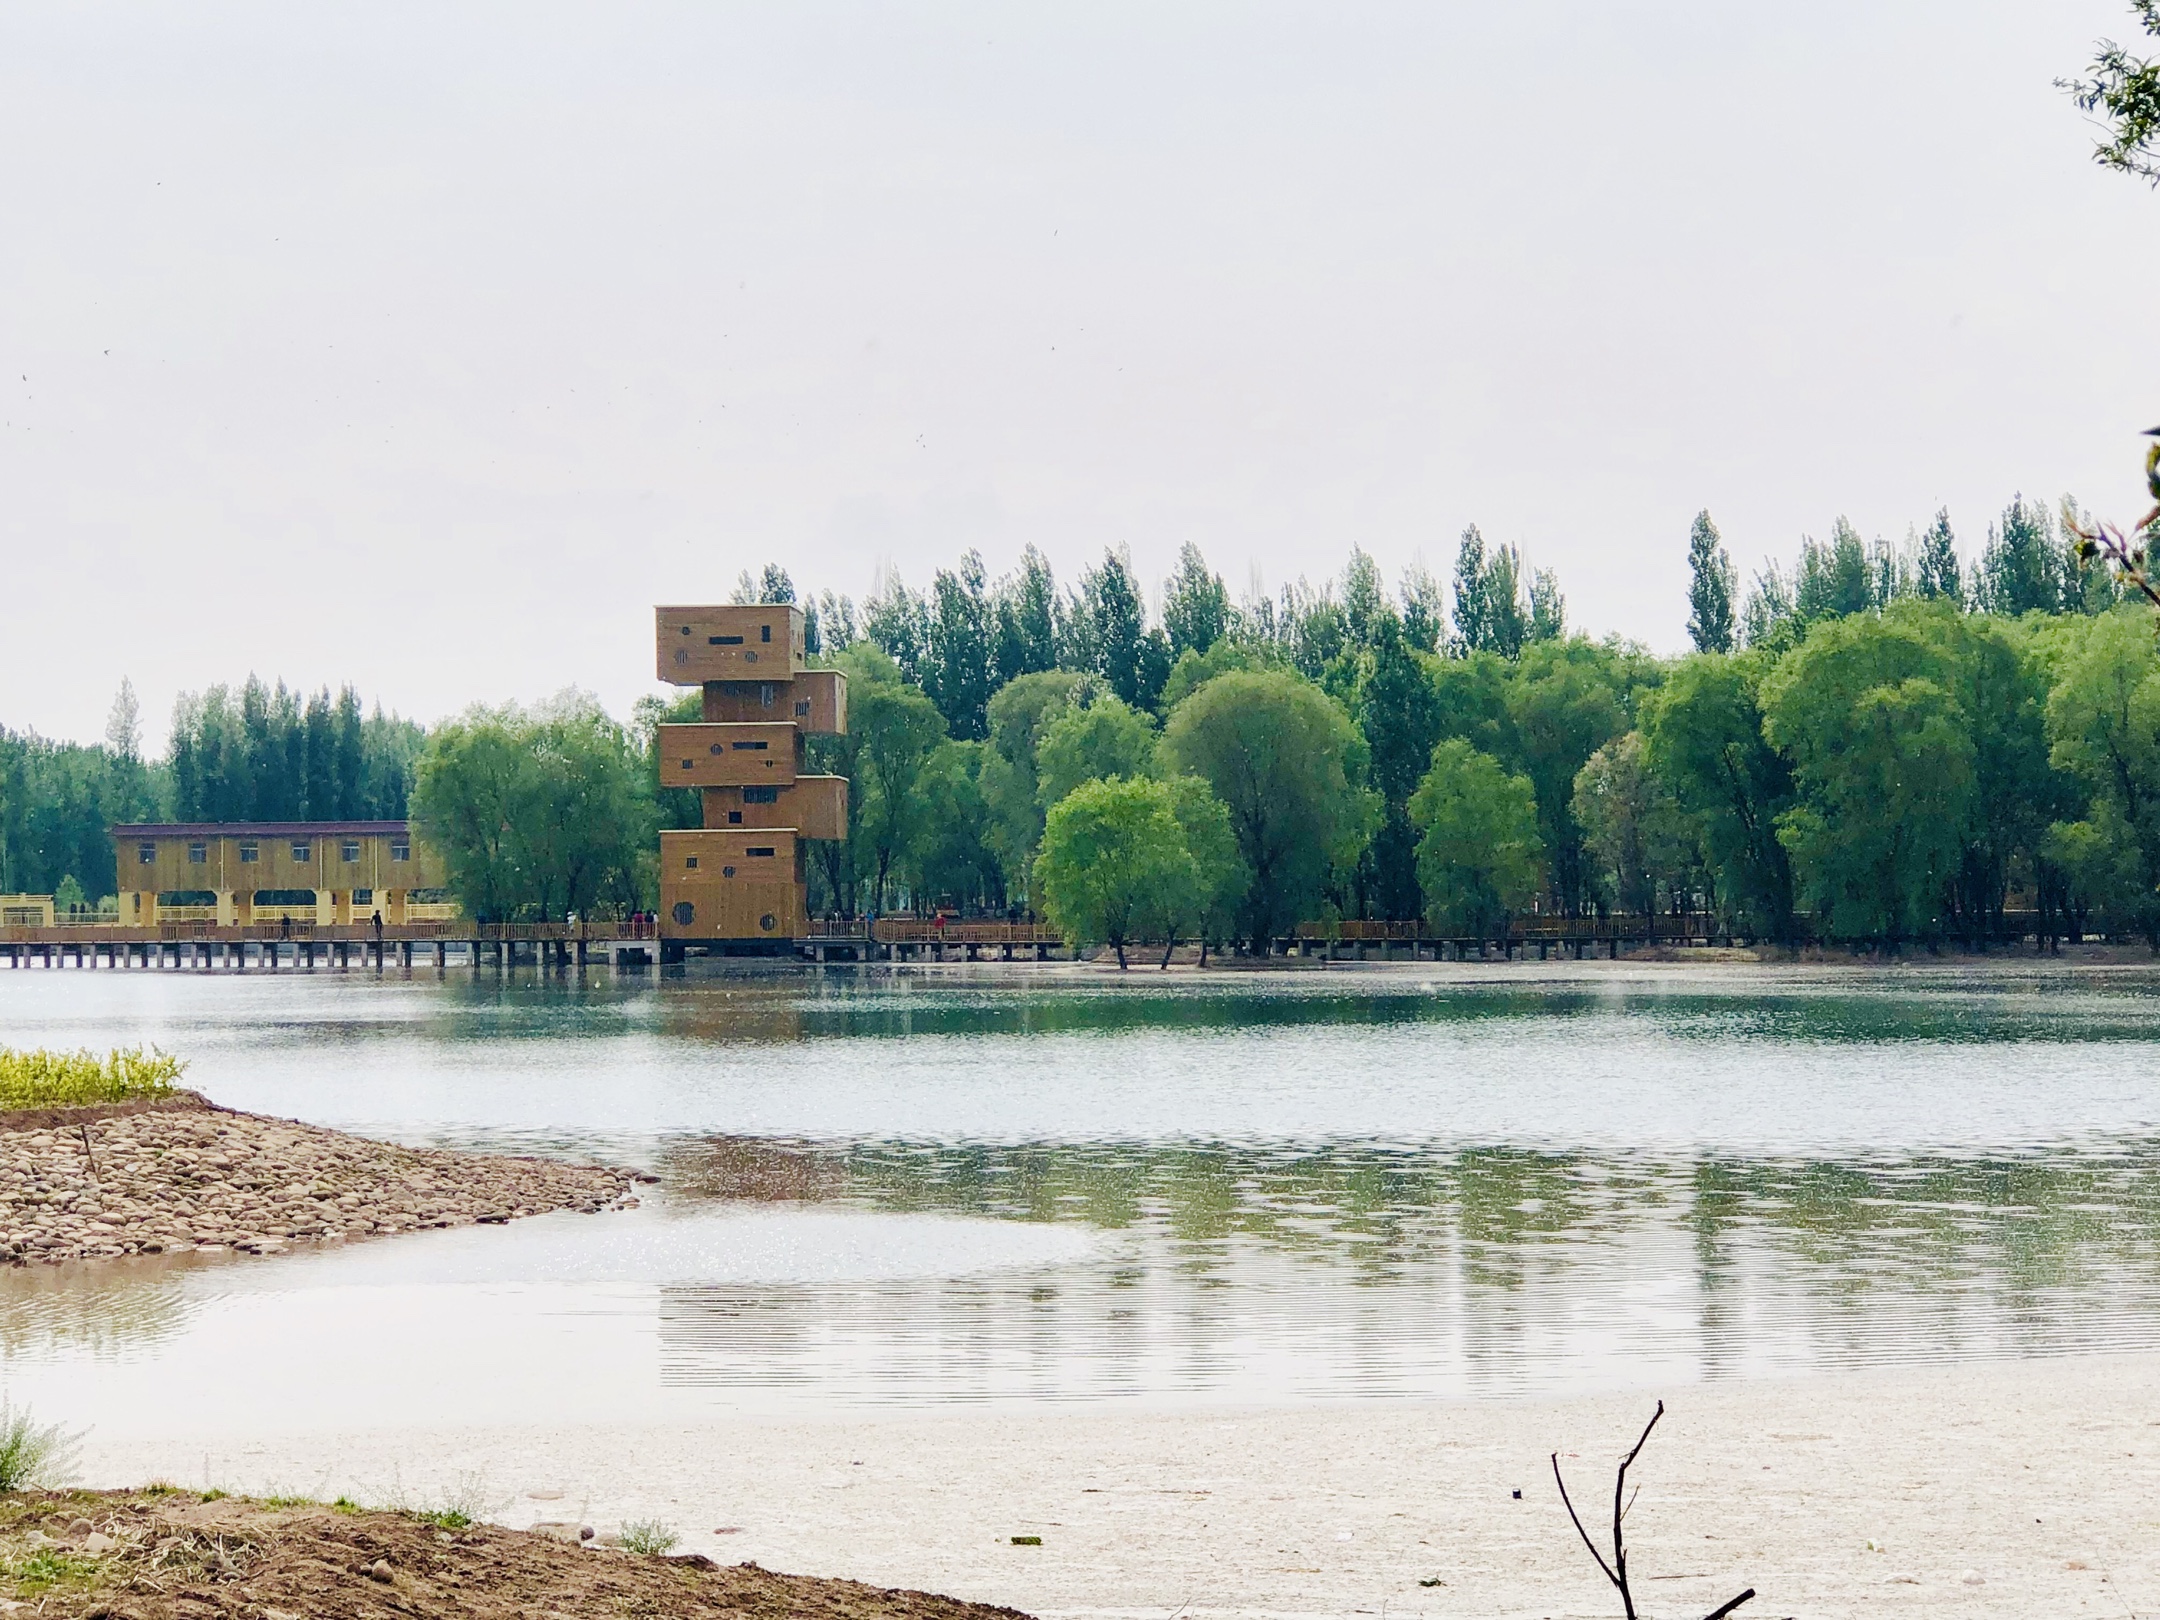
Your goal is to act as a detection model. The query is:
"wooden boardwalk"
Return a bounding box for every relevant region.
[1,911,2072,971]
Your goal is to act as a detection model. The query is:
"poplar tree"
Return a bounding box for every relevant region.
[926,551,994,740]
[1685,511,1736,653]
[1916,510,1961,603]
[1451,526,1490,653]
[1161,543,1230,659]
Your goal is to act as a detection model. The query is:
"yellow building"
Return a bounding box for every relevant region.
[0,895,55,928]
[110,822,451,927]
[652,604,848,947]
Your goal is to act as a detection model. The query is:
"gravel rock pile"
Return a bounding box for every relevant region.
[0,1095,641,1264]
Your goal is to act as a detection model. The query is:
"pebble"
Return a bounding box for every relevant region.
[0,1102,638,1266]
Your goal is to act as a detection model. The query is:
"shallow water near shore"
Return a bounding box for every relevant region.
[3,959,2160,1433]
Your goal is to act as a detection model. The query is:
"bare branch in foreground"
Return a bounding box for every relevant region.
[1551,1400,1756,1620]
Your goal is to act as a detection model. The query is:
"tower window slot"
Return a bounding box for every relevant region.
[709,635,744,646]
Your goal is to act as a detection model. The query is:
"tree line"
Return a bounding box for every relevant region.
[13,491,2160,953]
[0,677,422,905]
[644,497,2160,953]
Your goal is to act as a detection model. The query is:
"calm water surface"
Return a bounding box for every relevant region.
[1,961,2157,1433]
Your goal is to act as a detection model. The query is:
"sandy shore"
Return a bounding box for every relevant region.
[75,1350,2160,1619]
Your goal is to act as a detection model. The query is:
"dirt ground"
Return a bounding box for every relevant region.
[0,1491,1033,1620]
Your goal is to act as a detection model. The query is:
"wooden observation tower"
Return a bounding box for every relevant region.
[653,604,848,951]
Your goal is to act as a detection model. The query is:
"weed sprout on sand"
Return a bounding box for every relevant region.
[0,1400,83,1492]
[620,1519,680,1556]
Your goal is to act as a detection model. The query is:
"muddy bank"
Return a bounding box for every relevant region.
[0,1489,1030,1620]
[0,1091,642,1264]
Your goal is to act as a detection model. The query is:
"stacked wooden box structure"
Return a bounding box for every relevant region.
[653,604,848,947]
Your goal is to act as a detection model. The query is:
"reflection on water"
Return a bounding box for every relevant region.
[2,963,2160,1420]
[645,1133,2160,1402]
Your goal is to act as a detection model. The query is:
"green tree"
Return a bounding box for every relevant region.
[1353,615,1445,919]
[2043,608,2160,944]
[803,643,907,916]
[1451,526,1490,653]
[1976,497,2066,616]
[1409,739,1542,942]
[1070,550,1159,709]
[1161,669,1376,952]
[1916,509,1962,603]
[1528,568,1565,643]
[411,696,649,922]
[1162,542,1231,660]
[1686,511,1736,654]
[1572,730,1695,916]
[978,670,1097,900]
[1036,695,1158,810]
[1399,560,1447,654]
[1483,544,1530,657]
[926,552,995,740]
[991,546,1061,686]
[1503,640,1629,913]
[1340,549,1388,648]
[412,706,544,923]
[511,694,652,919]
[2061,1,2160,183]
[864,570,930,686]
[851,675,947,912]
[910,740,1004,911]
[1761,615,1977,945]
[1034,776,1197,968]
[1148,775,1246,965]
[1639,653,1796,939]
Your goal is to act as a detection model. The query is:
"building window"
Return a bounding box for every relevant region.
[390,840,410,862]
[727,811,743,824]
[137,842,156,865]
[708,634,744,646]
[354,887,373,904]
[743,786,778,804]
[681,758,695,769]
[760,624,771,643]
[341,840,359,862]
[238,841,259,863]
[747,846,775,858]
[709,743,724,755]
[796,700,811,717]
[292,842,311,862]
[731,740,768,751]
[760,684,774,707]
[685,856,699,869]
[721,865,735,878]
[188,842,207,864]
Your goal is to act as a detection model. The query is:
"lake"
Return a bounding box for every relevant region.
[2,959,2158,1437]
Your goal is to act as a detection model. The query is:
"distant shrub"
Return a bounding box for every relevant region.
[0,1046,185,1110]
[619,1519,679,1556]
[0,1401,81,1492]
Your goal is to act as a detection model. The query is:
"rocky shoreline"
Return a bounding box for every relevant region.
[0,1092,643,1264]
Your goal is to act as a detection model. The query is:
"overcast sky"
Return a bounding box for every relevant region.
[4,1,2156,749]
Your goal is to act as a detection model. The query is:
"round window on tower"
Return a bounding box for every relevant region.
[671,901,695,927]
[759,913,777,932]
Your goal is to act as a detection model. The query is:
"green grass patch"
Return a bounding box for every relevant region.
[260,1495,315,1509]
[0,1046,185,1110]
[0,1546,106,1595]
[332,1496,361,1514]
[411,1508,471,1531]
[198,1489,227,1503]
